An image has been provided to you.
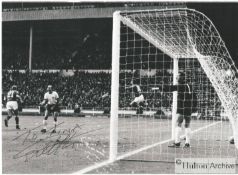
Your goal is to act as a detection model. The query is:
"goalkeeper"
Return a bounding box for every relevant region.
[153,72,197,148]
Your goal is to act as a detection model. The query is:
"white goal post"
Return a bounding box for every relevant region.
[110,8,238,162]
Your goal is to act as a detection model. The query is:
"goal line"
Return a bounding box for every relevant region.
[73,121,221,174]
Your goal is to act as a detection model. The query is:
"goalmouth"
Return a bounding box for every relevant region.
[110,8,238,162]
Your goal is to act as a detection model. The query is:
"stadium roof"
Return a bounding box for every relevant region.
[2,2,185,11]
[2,2,186,21]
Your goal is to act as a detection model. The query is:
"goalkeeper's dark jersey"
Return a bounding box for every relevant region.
[162,84,197,115]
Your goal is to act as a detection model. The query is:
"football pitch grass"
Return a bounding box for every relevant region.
[2,115,238,174]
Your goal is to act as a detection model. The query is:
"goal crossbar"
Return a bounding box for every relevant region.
[111,8,238,155]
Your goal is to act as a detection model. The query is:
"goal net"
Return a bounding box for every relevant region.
[110,8,238,163]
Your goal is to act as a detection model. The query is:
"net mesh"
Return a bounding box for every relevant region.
[116,8,238,162]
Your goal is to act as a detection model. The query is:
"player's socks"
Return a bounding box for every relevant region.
[43,119,47,130]
[175,127,182,144]
[52,121,57,133]
[4,119,8,127]
[7,115,12,120]
[5,115,12,127]
[41,120,47,133]
[168,127,182,148]
[5,115,13,127]
[15,116,19,124]
[15,117,20,129]
[185,128,191,144]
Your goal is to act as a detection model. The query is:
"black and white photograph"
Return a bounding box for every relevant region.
[1,1,238,174]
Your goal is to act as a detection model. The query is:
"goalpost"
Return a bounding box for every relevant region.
[110,8,238,162]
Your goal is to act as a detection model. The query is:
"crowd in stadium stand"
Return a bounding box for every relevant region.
[2,70,111,109]
[2,69,221,119]
[2,70,174,110]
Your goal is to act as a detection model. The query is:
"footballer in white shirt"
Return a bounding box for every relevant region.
[40,85,60,133]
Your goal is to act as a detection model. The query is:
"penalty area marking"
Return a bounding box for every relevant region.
[73,121,221,174]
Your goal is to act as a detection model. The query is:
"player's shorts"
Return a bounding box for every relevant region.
[46,104,60,113]
[6,101,18,111]
[133,94,144,104]
[177,114,191,125]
